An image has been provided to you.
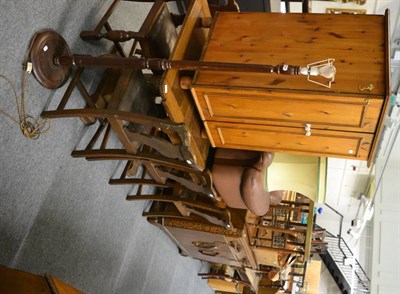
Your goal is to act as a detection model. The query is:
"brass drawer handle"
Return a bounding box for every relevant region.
[198,249,219,256]
[341,0,366,4]
[359,84,374,92]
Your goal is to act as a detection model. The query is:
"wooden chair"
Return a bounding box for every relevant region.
[42,0,181,124]
[42,0,185,164]
[44,75,283,229]
[80,0,180,61]
[42,67,227,227]
[80,0,240,58]
[77,146,285,215]
[68,129,216,196]
[91,147,287,229]
[136,186,233,228]
[42,64,213,192]
[74,131,231,228]
[42,45,212,179]
[41,0,215,217]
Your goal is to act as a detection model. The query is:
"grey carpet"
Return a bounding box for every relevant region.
[0,1,212,293]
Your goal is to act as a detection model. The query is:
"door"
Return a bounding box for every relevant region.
[196,12,388,96]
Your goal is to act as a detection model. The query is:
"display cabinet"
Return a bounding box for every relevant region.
[247,192,315,262]
[246,192,315,293]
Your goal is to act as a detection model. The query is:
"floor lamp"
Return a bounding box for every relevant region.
[28,30,336,90]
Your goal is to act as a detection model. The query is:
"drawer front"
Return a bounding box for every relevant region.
[193,88,382,133]
[205,121,374,160]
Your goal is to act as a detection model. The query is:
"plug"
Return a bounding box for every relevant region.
[26,62,33,73]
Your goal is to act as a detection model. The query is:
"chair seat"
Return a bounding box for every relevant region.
[143,1,178,59]
[80,0,179,62]
[211,149,275,216]
[212,162,246,209]
[92,68,163,116]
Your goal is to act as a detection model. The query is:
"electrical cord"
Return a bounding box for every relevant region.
[0,64,50,140]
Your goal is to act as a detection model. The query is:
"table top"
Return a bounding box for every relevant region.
[160,0,211,170]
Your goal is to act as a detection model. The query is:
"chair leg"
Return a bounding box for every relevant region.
[85,28,142,43]
[127,194,233,228]
[84,122,108,150]
[109,177,179,189]
[155,168,216,197]
[80,0,143,57]
[104,22,127,57]
[170,13,185,27]
[70,148,216,197]
[42,67,95,125]
[142,210,191,219]
[80,0,123,40]
[121,160,134,178]
[56,67,84,110]
[182,206,230,228]
[48,108,197,165]
[100,123,112,149]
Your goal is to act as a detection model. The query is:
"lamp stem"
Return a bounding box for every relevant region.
[55,55,302,75]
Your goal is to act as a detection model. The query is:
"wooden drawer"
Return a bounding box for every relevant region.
[192,87,383,133]
[205,121,374,160]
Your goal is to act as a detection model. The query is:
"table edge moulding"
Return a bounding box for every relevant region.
[160,0,212,170]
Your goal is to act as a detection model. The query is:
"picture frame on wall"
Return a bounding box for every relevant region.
[326,8,367,14]
[341,0,366,4]
[319,0,366,3]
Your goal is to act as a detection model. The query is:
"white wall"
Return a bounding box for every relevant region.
[370,129,400,294]
[311,0,400,291]
[311,0,400,41]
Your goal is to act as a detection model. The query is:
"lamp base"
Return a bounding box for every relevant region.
[28,30,71,89]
